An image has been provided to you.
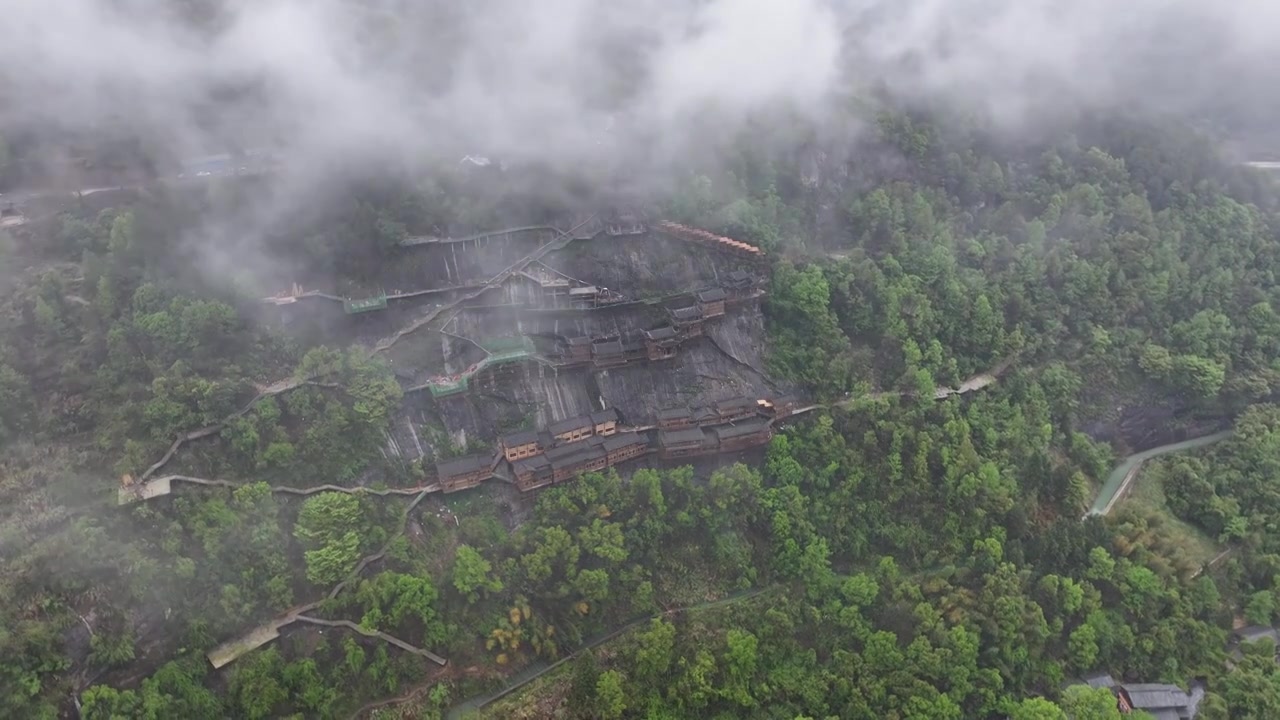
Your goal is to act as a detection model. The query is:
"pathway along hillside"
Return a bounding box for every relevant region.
[204,484,442,669]
[132,228,1012,679]
[122,356,1018,506]
[133,217,598,485]
[183,363,1015,672]
[1087,430,1233,517]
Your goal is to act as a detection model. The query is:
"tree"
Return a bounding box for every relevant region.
[294,492,366,585]
[1010,697,1067,720]
[595,669,628,720]
[451,545,504,603]
[630,618,676,681]
[1245,591,1275,626]
[1059,685,1124,720]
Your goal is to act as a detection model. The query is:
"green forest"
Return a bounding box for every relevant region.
[7,100,1280,720]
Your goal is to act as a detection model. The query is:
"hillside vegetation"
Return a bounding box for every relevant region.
[4,108,1280,719]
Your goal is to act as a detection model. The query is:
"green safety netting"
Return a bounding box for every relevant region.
[343,295,388,314]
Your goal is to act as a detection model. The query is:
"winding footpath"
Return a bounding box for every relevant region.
[206,485,442,669]
[1087,430,1233,517]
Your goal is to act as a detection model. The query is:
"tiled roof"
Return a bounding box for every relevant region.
[590,408,620,424]
[548,444,605,469]
[697,288,728,302]
[548,416,591,436]
[502,430,540,447]
[657,407,692,420]
[1121,684,1193,712]
[1081,673,1116,690]
[513,454,551,473]
[603,434,647,452]
[715,397,758,412]
[669,306,702,321]
[594,340,623,356]
[644,326,677,340]
[712,420,771,440]
[659,428,709,447]
[436,453,494,477]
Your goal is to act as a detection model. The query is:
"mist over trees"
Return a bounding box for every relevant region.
[4,1,1280,719]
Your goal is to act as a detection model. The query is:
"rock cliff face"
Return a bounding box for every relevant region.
[378,229,787,465]
[545,233,742,298]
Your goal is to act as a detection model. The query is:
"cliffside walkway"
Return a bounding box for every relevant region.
[207,609,446,670]
[136,379,341,483]
[398,225,559,247]
[264,284,485,308]
[371,216,595,355]
[136,218,598,483]
[293,616,447,665]
[207,485,442,669]
[119,474,440,505]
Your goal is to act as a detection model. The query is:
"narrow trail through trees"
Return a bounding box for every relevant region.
[206,485,440,668]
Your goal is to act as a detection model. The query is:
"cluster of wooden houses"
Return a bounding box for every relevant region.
[553,271,760,369]
[433,395,800,494]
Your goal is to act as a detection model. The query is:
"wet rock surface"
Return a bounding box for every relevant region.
[1081,399,1230,453]
[376,230,787,465]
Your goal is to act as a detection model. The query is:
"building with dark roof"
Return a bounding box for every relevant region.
[1074,675,1204,720]
[722,270,754,289]
[669,305,702,323]
[512,454,553,491]
[656,407,693,430]
[436,453,497,493]
[621,336,646,362]
[500,430,543,462]
[644,326,677,341]
[546,441,608,483]
[696,287,727,317]
[590,408,620,436]
[602,434,649,464]
[667,305,704,336]
[1081,673,1116,690]
[713,396,759,422]
[549,415,594,444]
[592,338,627,368]
[569,286,601,307]
[644,326,679,360]
[658,427,712,459]
[565,336,592,363]
[1116,683,1203,719]
[692,407,719,426]
[711,420,773,452]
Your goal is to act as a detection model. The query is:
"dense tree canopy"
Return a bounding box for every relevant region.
[4,104,1280,718]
